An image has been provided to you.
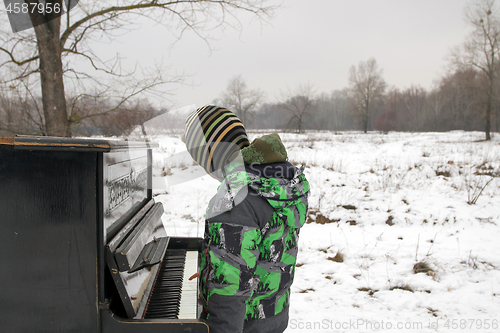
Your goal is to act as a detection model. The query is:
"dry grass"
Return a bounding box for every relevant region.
[389,283,414,293]
[306,209,340,224]
[358,287,379,296]
[327,251,344,263]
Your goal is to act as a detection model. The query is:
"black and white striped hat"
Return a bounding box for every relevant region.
[182,105,250,179]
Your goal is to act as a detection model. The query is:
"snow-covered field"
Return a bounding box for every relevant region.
[150,130,500,333]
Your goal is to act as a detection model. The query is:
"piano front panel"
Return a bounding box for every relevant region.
[0,147,99,332]
[103,149,150,240]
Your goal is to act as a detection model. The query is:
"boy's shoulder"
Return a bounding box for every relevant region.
[206,187,274,230]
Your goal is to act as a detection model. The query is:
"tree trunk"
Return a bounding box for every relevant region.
[485,102,491,140]
[364,106,369,133]
[32,11,70,137]
[485,80,493,141]
[495,105,500,133]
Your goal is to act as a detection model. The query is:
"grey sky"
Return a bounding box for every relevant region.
[100,0,472,110]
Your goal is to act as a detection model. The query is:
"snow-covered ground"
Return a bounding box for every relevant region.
[149,130,500,333]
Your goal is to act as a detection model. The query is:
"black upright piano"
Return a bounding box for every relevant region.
[0,136,208,332]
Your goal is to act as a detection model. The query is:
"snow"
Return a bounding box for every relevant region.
[149,130,500,333]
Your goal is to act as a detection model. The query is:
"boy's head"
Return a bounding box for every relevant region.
[182,105,250,180]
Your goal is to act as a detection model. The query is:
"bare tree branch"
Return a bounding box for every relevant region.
[220,74,264,125]
[0,0,279,136]
[452,0,500,140]
[347,58,386,133]
[278,83,316,133]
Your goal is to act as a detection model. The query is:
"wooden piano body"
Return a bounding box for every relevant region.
[0,136,208,332]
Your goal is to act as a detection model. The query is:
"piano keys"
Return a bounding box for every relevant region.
[0,136,208,333]
[178,251,200,319]
[137,249,199,319]
[143,249,192,319]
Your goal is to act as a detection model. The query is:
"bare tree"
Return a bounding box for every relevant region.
[451,0,500,140]
[436,68,483,131]
[0,1,277,137]
[70,97,161,136]
[220,75,264,126]
[314,90,353,130]
[279,83,316,133]
[401,85,427,131]
[375,88,404,133]
[347,58,386,133]
[0,80,45,134]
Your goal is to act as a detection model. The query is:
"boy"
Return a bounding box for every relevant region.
[182,105,309,333]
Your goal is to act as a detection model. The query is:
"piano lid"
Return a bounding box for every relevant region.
[0,135,158,152]
[106,201,169,318]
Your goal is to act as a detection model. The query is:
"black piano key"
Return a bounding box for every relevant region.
[143,249,187,319]
[148,300,181,306]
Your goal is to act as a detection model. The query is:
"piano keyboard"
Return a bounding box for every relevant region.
[178,251,199,319]
[143,249,198,319]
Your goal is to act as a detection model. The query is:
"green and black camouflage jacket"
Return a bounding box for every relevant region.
[199,160,309,333]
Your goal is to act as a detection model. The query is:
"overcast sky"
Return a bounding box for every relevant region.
[99,0,473,110]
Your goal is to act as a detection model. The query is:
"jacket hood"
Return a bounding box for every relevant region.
[240,133,288,165]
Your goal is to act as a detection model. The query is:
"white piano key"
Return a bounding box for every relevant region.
[178,251,199,319]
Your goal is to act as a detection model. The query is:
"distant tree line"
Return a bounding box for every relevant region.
[226,63,498,135]
[1,0,499,139]
[3,61,497,137]
[0,85,163,136]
